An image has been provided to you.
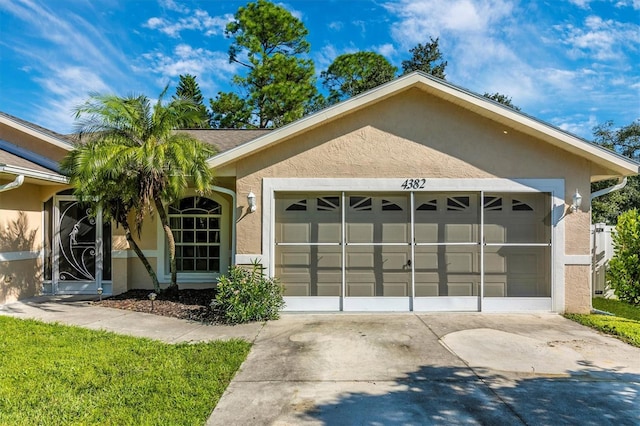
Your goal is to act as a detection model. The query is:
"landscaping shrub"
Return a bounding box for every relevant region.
[213,261,285,323]
[608,209,640,305]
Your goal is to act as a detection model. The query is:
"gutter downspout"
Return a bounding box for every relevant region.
[0,174,25,192]
[590,177,627,201]
[589,176,627,305]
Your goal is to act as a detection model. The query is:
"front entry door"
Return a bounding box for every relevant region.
[53,197,110,294]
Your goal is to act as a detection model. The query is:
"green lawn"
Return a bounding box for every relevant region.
[0,316,251,425]
[565,298,640,348]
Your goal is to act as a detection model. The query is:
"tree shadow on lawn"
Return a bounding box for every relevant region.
[294,364,639,425]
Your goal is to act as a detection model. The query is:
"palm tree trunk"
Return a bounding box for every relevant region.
[122,219,161,292]
[154,197,178,290]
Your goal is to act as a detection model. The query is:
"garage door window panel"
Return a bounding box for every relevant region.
[483,193,551,298]
[275,195,342,296]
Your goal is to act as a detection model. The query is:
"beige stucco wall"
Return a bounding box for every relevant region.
[565,265,592,314]
[0,258,41,304]
[231,87,596,312]
[0,183,56,303]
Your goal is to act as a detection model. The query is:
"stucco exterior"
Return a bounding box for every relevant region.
[0,74,637,313]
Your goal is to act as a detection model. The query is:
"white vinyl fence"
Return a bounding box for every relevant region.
[591,223,615,297]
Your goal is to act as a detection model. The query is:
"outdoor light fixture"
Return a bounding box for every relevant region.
[148,292,157,312]
[571,189,582,213]
[97,287,103,302]
[247,191,257,213]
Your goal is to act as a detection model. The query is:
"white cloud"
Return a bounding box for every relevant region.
[568,0,593,9]
[375,43,397,58]
[159,0,190,13]
[328,21,343,31]
[555,15,640,61]
[144,9,232,38]
[138,44,238,92]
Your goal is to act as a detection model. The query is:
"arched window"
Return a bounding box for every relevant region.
[169,196,221,272]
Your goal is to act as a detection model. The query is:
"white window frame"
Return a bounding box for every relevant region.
[157,191,230,283]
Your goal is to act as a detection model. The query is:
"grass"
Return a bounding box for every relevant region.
[565,298,640,348]
[0,316,251,425]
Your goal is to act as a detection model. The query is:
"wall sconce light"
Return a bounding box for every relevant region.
[247,191,257,213]
[571,189,582,213]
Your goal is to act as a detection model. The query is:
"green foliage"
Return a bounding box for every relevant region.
[321,51,397,104]
[401,38,447,79]
[591,120,640,224]
[62,88,216,290]
[483,92,521,111]
[173,74,210,128]
[214,262,285,324]
[607,209,640,305]
[593,297,640,321]
[210,0,318,128]
[564,313,640,347]
[0,316,251,424]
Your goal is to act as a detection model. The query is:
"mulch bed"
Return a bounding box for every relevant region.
[93,288,224,324]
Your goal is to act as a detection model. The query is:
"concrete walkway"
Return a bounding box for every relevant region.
[2,298,639,425]
[0,296,263,342]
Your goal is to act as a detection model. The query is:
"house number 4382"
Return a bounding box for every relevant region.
[401,179,426,189]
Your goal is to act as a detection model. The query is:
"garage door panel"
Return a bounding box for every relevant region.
[382,278,409,297]
[415,223,439,243]
[415,279,439,296]
[383,251,409,269]
[445,252,475,273]
[414,251,438,269]
[445,224,475,243]
[447,281,476,296]
[382,223,409,243]
[318,223,341,243]
[281,278,310,296]
[347,223,374,243]
[484,280,506,297]
[280,223,310,243]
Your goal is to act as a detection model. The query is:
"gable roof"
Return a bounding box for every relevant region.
[0,111,74,151]
[179,128,271,153]
[207,72,639,177]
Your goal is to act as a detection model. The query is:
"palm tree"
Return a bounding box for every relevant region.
[61,88,215,291]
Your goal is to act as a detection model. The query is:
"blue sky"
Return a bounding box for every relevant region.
[1,0,638,139]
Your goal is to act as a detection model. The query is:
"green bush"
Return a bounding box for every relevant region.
[213,262,285,324]
[608,209,640,305]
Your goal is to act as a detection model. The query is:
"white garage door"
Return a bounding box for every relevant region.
[275,192,550,311]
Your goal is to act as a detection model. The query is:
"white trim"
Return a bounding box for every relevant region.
[283,296,340,311]
[156,192,231,281]
[413,297,479,312]
[263,177,566,313]
[111,249,159,259]
[208,72,639,176]
[0,165,68,184]
[235,254,263,264]
[563,254,591,265]
[0,251,40,262]
[482,297,553,312]
[343,297,411,312]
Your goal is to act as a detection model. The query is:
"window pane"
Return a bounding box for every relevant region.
[196,231,207,242]
[183,259,194,271]
[196,259,208,271]
[183,231,194,243]
[183,246,194,258]
[197,246,208,257]
[208,218,220,229]
[209,231,220,243]
[209,246,220,258]
[209,259,220,271]
[184,217,195,229]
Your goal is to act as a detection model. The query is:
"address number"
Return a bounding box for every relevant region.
[401,179,426,190]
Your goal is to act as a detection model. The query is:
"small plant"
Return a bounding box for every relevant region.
[213,261,285,324]
[608,209,640,305]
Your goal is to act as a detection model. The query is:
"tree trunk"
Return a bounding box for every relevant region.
[155,197,178,290]
[122,219,161,292]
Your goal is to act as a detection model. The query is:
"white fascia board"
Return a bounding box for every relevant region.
[0,114,74,151]
[206,72,639,176]
[0,165,69,184]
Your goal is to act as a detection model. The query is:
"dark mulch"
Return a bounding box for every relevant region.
[93,288,224,324]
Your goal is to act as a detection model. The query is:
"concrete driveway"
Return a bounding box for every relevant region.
[209,313,640,425]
